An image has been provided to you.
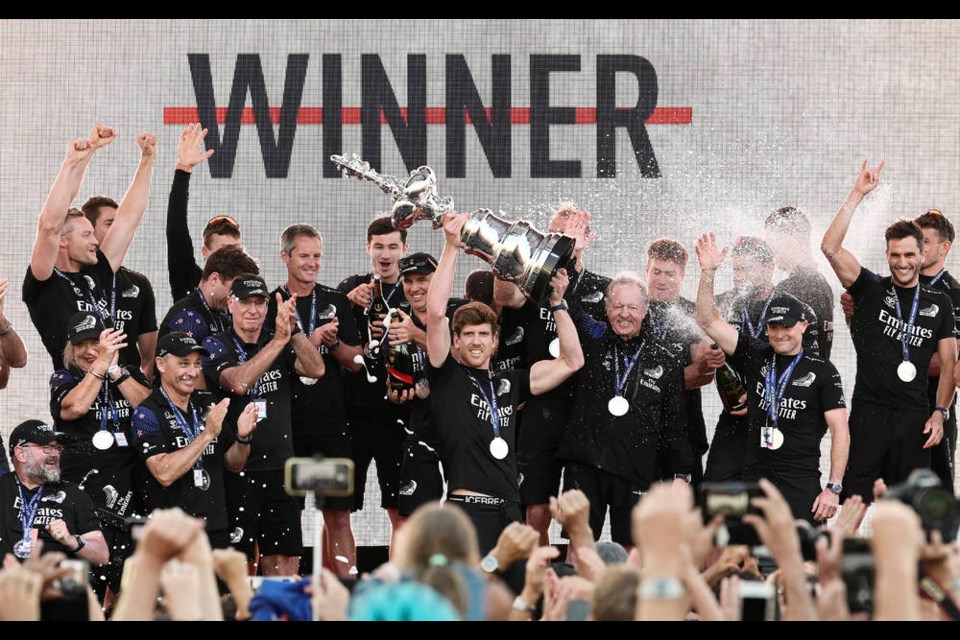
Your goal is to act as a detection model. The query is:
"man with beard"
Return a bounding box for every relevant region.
[822,161,956,501]
[0,420,108,564]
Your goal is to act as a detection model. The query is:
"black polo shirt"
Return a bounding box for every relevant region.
[132,388,232,530]
[114,266,158,369]
[0,475,102,559]
[202,329,297,471]
[159,288,230,344]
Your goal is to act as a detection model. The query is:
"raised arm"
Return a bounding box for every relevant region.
[167,124,212,301]
[426,213,468,368]
[30,127,116,281]
[821,160,883,288]
[0,279,26,368]
[694,233,738,356]
[100,133,157,272]
[529,269,584,395]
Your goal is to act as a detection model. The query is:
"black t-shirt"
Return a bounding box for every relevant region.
[848,268,955,408]
[920,270,960,411]
[131,388,232,530]
[201,329,297,471]
[0,475,102,559]
[114,266,158,368]
[50,367,150,517]
[406,301,464,448]
[647,297,709,455]
[557,324,694,489]
[338,273,411,414]
[159,287,230,345]
[734,331,846,476]
[776,262,836,361]
[429,357,531,502]
[264,283,361,429]
[23,250,116,370]
[492,309,527,374]
[568,267,611,320]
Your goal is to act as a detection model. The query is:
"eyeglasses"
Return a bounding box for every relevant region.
[205,215,240,230]
[19,443,63,454]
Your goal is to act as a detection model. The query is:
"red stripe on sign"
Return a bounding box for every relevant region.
[163,106,692,125]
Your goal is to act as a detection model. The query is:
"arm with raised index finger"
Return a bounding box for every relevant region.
[821,160,883,288]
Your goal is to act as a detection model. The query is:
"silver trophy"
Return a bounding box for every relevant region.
[331,154,576,304]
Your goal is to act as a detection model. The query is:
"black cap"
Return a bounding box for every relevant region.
[766,296,808,328]
[9,420,65,456]
[230,274,269,300]
[66,310,105,345]
[156,332,211,358]
[399,252,438,277]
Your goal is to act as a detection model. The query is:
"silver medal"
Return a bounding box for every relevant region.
[13,539,32,559]
[548,338,560,359]
[770,430,785,450]
[92,430,114,451]
[299,376,318,386]
[608,396,629,417]
[897,360,917,382]
[489,437,509,460]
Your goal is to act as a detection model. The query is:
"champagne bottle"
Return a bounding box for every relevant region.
[367,274,390,355]
[386,340,416,395]
[712,342,748,413]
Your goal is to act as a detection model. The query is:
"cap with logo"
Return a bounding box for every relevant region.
[156,331,211,358]
[766,296,808,328]
[399,252,439,277]
[66,311,105,345]
[9,420,65,456]
[230,274,270,300]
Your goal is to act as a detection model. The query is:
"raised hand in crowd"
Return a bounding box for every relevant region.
[870,499,925,620]
[310,567,350,621]
[159,560,203,621]
[487,521,539,575]
[549,489,595,565]
[212,547,254,621]
[508,544,560,620]
[0,563,43,621]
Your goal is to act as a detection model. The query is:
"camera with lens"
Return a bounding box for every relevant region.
[883,468,960,543]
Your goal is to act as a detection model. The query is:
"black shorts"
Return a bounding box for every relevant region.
[704,413,749,482]
[224,469,303,559]
[397,437,445,518]
[290,419,354,511]
[562,462,641,545]
[743,463,823,525]
[444,496,524,594]
[931,414,957,495]
[350,408,406,511]
[92,521,133,598]
[516,396,569,505]
[845,401,930,503]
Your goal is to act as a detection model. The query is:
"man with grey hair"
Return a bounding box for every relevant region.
[557,272,694,549]
[265,223,363,579]
[0,420,108,565]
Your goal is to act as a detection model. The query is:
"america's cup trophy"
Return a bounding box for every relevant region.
[330,154,577,304]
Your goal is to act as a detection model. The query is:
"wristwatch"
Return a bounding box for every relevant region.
[512,595,535,612]
[480,553,500,574]
[673,473,692,484]
[935,406,950,421]
[826,482,843,495]
[73,534,86,553]
[637,575,685,600]
[548,301,568,314]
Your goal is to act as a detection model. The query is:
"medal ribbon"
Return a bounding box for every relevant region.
[613,341,645,398]
[54,269,116,327]
[892,285,921,366]
[159,386,204,470]
[15,478,44,542]
[742,292,774,339]
[229,331,263,398]
[464,367,502,442]
[764,349,804,430]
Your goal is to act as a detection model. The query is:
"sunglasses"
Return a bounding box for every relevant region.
[205,215,240,230]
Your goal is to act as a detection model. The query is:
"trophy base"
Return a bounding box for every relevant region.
[523,234,577,304]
